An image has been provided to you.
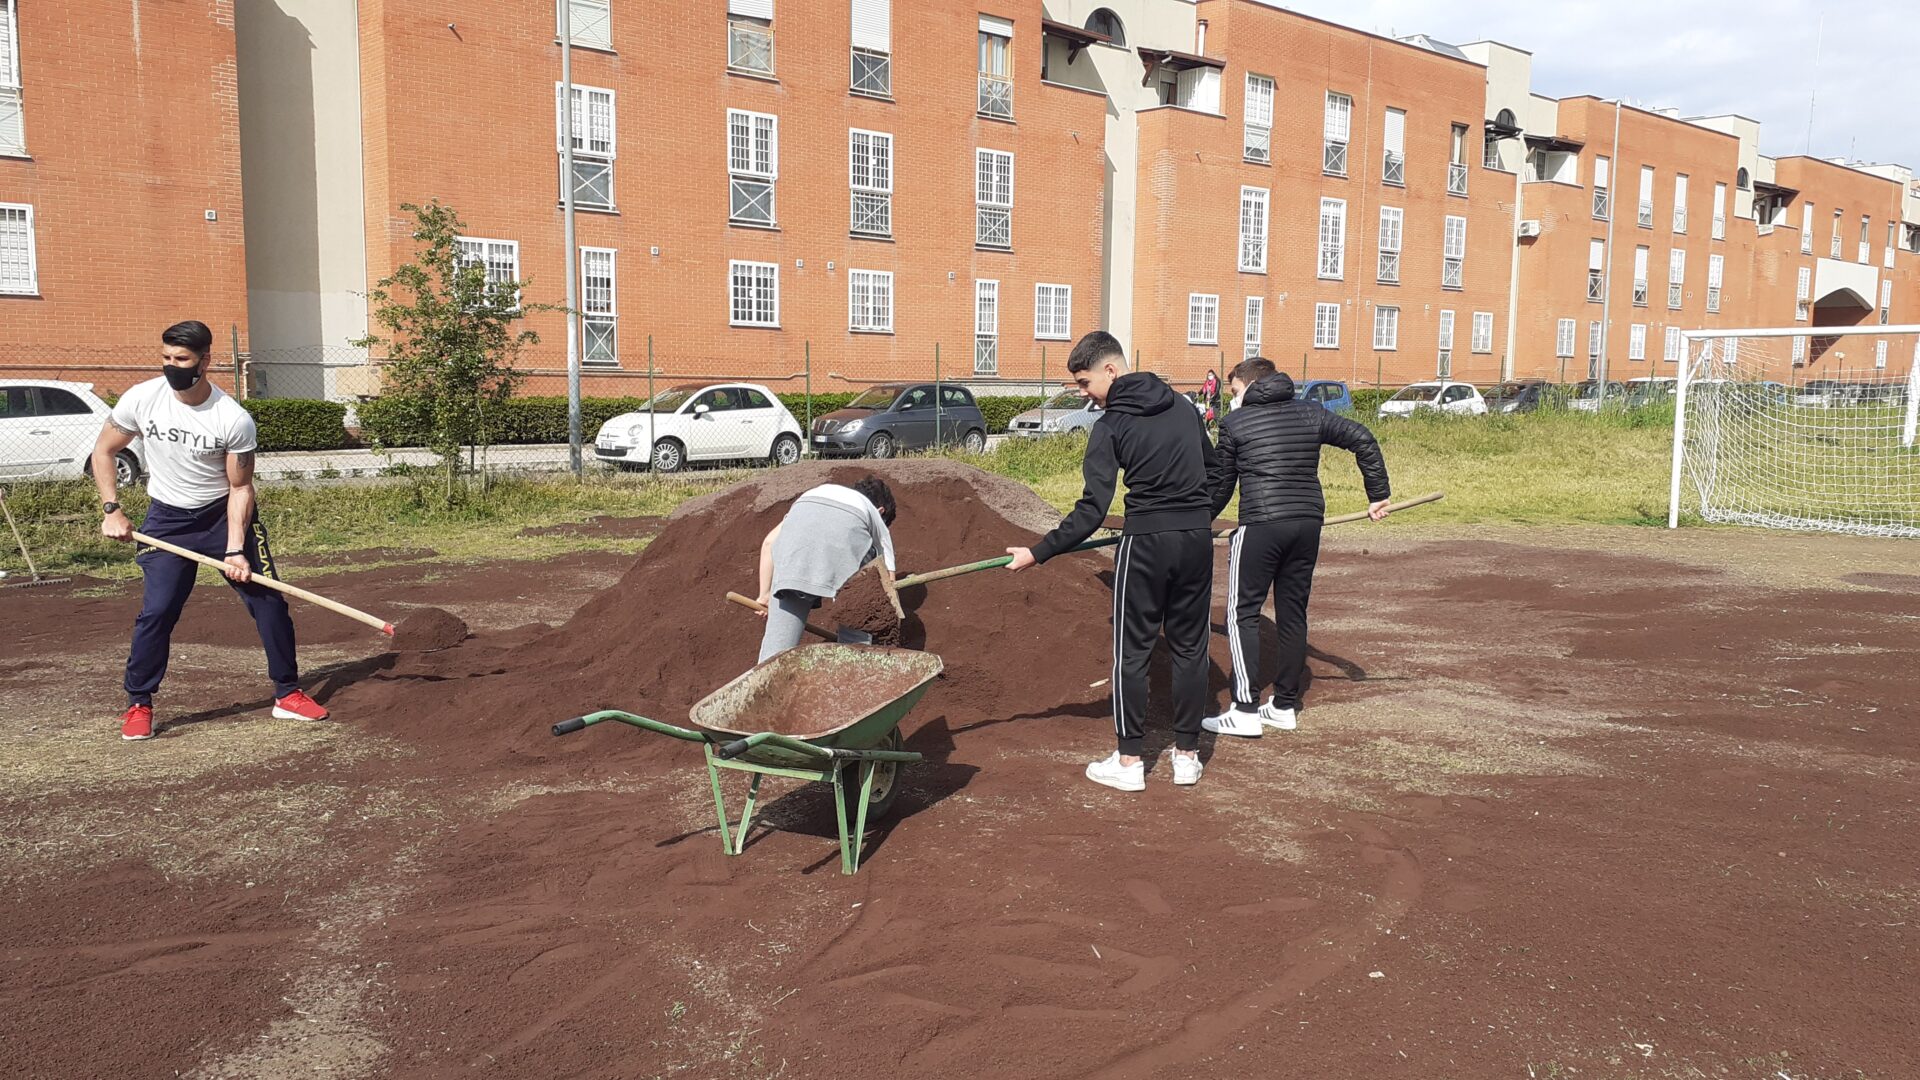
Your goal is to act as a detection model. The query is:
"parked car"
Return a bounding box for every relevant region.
[1007,389,1100,437]
[1790,379,1842,408]
[1296,379,1354,413]
[1377,381,1487,418]
[593,382,803,473]
[1484,379,1557,414]
[1625,376,1678,408]
[0,380,143,485]
[810,383,988,458]
[1566,380,1629,412]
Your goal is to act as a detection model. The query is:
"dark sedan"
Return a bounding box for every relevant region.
[809,383,989,458]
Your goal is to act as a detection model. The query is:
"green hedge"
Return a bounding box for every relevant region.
[243,399,351,452]
[977,395,1045,435]
[1351,389,1394,415]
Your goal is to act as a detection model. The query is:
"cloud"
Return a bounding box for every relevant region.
[1276,0,1920,168]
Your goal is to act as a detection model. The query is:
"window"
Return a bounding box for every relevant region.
[1632,245,1649,306]
[1706,254,1723,313]
[1831,209,1843,259]
[1244,74,1274,163]
[1034,283,1071,340]
[1737,166,1750,191]
[849,129,892,236]
[1858,214,1871,264]
[1484,109,1514,170]
[1471,311,1493,354]
[975,148,1013,249]
[1628,323,1646,361]
[1442,216,1466,289]
[556,84,616,211]
[1382,108,1406,185]
[978,17,1013,120]
[454,236,519,306]
[1791,335,1806,365]
[580,247,617,364]
[1377,206,1403,284]
[727,109,778,226]
[1187,293,1219,345]
[1436,309,1455,376]
[1323,92,1352,176]
[1876,340,1889,369]
[1239,186,1268,273]
[1588,239,1606,302]
[1637,165,1654,228]
[1556,318,1576,359]
[975,279,999,374]
[1880,280,1892,325]
[1667,248,1685,310]
[1801,203,1814,255]
[729,261,779,326]
[1372,305,1399,351]
[1663,326,1683,364]
[1448,124,1469,195]
[1086,8,1125,44]
[0,201,31,293]
[851,0,891,96]
[561,0,612,50]
[1592,156,1611,220]
[1317,198,1345,279]
[1588,320,1603,367]
[0,0,20,156]
[1314,303,1340,349]
[1886,222,1898,269]
[1672,174,1689,233]
[1712,182,1726,240]
[1243,296,1263,359]
[1795,266,1811,321]
[727,0,775,76]
[844,269,893,332]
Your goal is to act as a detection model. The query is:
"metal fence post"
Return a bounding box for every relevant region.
[231,324,245,399]
[804,340,813,433]
[1039,345,1047,429]
[934,342,943,449]
[647,334,655,424]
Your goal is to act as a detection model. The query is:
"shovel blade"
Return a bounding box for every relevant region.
[835,626,875,645]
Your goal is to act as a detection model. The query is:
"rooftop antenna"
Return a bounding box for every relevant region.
[1804,9,1823,154]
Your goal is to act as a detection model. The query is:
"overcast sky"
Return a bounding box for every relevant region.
[1274,0,1920,170]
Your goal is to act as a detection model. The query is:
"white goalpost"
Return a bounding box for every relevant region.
[1670,324,1920,537]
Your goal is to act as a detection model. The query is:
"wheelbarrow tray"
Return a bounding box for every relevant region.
[687,644,943,768]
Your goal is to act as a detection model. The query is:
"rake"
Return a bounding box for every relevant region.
[0,486,71,588]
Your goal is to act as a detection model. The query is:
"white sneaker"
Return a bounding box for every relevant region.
[1202,706,1263,738]
[1086,751,1146,792]
[1170,751,1203,786]
[1258,701,1298,731]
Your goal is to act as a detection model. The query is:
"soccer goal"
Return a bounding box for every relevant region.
[1668,325,1920,537]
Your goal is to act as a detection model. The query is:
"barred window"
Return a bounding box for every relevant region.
[1314,303,1340,349]
[1187,293,1219,345]
[580,246,617,364]
[727,109,778,226]
[729,260,779,327]
[1034,283,1071,340]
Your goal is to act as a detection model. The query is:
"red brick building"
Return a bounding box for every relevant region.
[0,0,248,385]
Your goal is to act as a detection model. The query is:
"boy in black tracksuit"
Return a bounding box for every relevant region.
[1006,332,1218,791]
[1205,358,1391,737]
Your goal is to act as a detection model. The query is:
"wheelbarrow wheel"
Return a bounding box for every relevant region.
[842,728,905,825]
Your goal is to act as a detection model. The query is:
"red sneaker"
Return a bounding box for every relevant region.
[121,704,155,741]
[272,690,330,722]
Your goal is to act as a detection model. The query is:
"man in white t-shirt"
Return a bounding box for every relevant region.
[91,321,329,741]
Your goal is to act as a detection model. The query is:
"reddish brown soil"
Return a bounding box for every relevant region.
[389,606,470,653]
[824,568,905,647]
[707,647,939,738]
[3,463,1917,1079]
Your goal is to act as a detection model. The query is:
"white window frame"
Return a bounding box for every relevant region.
[1244,74,1274,163]
[1663,325,1683,364]
[1382,107,1406,186]
[557,83,617,211]
[1313,302,1340,349]
[850,0,892,97]
[1588,238,1607,302]
[1876,339,1889,369]
[1880,280,1893,325]
[1187,293,1219,345]
[1442,215,1466,290]
[1593,155,1611,220]
[1792,335,1807,365]
[1628,323,1647,361]
[978,21,1013,120]
[1034,283,1071,341]
[1555,317,1576,359]
[1672,173,1689,234]
[1801,203,1814,255]
[560,0,613,51]
[729,259,780,327]
[0,201,36,295]
[1588,320,1603,365]
[727,7,775,77]
[974,278,1000,375]
[1667,248,1685,310]
[1377,206,1403,284]
[849,128,893,237]
[1372,305,1399,351]
[1318,197,1346,280]
[727,109,778,226]
[975,147,1013,249]
[454,236,520,307]
[1831,209,1844,259]
[1795,266,1811,322]
[580,246,617,365]
[1637,165,1654,228]
[1448,123,1469,196]
[1239,186,1268,273]
[0,0,24,158]
[1712,182,1727,240]
[1858,214,1872,264]
[1706,253,1723,313]
[848,268,894,333]
[1323,91,1352,177]
[1436,309,1455,375]
[1471,311,1493,354]
[1243,296,1263,359]
[1632,245,1650,307]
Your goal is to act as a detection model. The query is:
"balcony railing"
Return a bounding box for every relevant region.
[562,158,615,211]
[1588,270,1605,301]
[1637,202,1653,228]
[852,191,891,237]
[976,206,1011,249]
[974,335,999,376]
[1447,162,1468,196]
[1377,252,1400,284]
[1244,125,1271,164]
[1593,189,1610,220]
[729,178,775,226]
[1323,140,1347,177]
[851,49,891,97]
[977,73,1012,119]
[1673,208,1688,233]
[727,21,774,76]
[1712,214,1725,240]
[1668,283,1683,309]
[1382,151,1405,186]
[1239,238,1265,273]
[1442,258,1462,290]
[582,317,617,364]
[1633,280,1648,306]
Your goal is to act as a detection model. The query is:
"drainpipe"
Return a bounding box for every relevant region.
[1596,99,1622,384]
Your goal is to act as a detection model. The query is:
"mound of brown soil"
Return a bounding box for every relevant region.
[390,606,470,653]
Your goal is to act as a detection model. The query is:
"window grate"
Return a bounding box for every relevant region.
[727,21,774,75]
[978,73,1012,119]
[1448,162,1468,196]
[851,48,891,97]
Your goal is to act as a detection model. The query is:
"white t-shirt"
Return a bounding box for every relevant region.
[111,378,258,509]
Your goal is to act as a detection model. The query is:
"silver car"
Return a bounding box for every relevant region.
[1005,389,1100,437]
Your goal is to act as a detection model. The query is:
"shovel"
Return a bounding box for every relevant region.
[725,592,875,645]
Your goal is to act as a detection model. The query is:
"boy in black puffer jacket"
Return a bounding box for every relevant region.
[1205,358,1392,737]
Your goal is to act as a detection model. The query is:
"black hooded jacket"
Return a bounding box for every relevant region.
[1209,373,1390,524]
[1032,372,1218,562]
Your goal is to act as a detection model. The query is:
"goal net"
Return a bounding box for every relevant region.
[1670,326,1920,537]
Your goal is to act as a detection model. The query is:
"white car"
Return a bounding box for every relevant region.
[1377,381,1487,418]
[1005,389,1101,437]
[0,379,143,485]
[593,382,804,473]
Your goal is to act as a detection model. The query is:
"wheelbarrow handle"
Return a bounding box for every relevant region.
[550,710,709,742]
[552,716,589,736]
[716,736,756,760]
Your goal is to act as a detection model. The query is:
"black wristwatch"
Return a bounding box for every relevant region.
[102,501,121,514]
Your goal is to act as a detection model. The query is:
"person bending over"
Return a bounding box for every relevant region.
[753,477,898,663]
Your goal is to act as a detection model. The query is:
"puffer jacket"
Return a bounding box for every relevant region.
[1209,373,1390,524]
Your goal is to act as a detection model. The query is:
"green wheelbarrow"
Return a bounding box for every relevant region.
[551,644,944,875]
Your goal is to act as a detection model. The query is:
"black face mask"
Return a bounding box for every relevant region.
[162,362,204,392]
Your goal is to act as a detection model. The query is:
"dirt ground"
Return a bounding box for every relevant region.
[2,469,1917,1080]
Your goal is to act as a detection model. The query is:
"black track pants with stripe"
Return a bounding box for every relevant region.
[1110,529,1213,757]
[1225,520,1322,711]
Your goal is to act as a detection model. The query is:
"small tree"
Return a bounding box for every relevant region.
[355,201,553,503]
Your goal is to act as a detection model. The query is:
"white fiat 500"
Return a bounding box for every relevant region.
[593,382,804,473]
[0,379,144,485]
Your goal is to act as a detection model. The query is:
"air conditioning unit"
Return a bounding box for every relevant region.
[1517,220,1543,238]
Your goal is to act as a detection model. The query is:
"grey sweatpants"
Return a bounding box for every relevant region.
[757,594,815,663]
